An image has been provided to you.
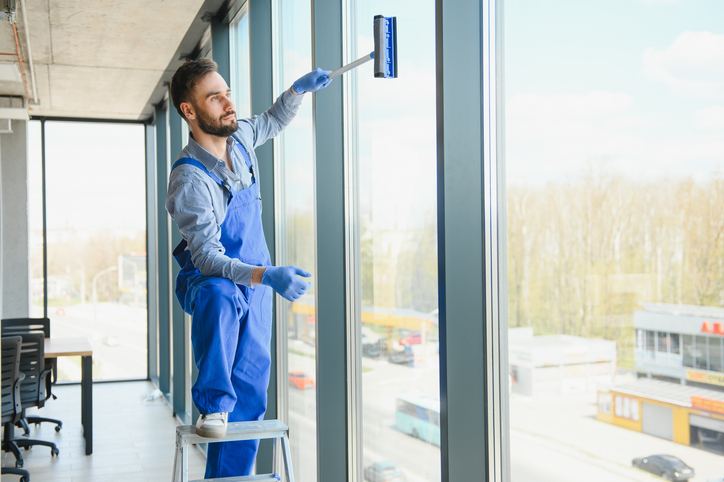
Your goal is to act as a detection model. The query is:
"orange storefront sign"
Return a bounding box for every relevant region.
[701,321,724,335]
[691,396,724,415]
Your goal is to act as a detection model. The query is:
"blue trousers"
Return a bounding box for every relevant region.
[178,274,273,478]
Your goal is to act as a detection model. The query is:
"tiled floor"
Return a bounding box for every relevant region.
[1,380,206,482]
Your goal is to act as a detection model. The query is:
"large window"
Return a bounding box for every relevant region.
[43,121,147,381]
[506,0,724,479]
[352,3,440,481]
[273,0,317,480]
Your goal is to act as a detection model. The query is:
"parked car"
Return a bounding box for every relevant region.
[398,333,422,345]
[363,461,407,482]
[632,455,694,481]
[288,371,315,389]
[388,343,414,366]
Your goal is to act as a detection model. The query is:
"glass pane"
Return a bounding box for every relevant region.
[695,336,708,370]
[354,3,439,481]
[506,0,724,478]
[275,0,317,480]
[708,337,722,373]
[682,335,694,367]
[28,120,44,317]
[230,11,251,118]
[44,121,147,381]
[670,333,680,355]
[645,331,655,361]
[657,332,668,352]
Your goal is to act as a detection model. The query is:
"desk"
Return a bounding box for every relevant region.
[44,337,93,455]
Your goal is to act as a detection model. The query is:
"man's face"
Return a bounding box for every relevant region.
[185,71,237,137]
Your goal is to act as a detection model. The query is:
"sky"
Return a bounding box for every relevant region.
[505,0,724,185]
[28,121,146,232]
[27,0,724,233]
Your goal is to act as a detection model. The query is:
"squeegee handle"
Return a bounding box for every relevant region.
[327,52,374,79]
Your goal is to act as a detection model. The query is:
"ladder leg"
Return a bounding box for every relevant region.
[281,433,295,482]
[271,435,277,478]
[172,438,180,482]
[182,442,189,482]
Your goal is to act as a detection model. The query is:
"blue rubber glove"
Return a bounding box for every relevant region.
[261,265,312,302]
[292,68,332,94]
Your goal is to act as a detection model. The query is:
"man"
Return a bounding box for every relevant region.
[166,58,331,478]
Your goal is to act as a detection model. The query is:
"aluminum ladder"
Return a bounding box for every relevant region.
[172,419,295,482]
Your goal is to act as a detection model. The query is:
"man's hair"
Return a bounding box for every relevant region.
[170,58,219,119]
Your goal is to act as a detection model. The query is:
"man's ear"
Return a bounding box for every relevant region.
[180,102,195,120]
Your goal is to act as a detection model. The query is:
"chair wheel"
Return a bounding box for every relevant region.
[16,459,24,468]
[55,425,62,432]
[20,477,28,482]
[52,447,60,456]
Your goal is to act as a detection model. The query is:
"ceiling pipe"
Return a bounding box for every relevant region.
[19,0,36,103]
[11,22,29,101]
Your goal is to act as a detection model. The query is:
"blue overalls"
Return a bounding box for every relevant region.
[171,138,273,478]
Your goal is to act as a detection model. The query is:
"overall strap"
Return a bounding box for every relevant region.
[171,158,224,187]
[230,133,255,179]
[171,157,232,203]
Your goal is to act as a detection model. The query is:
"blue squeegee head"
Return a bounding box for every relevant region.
[373,15,397,79]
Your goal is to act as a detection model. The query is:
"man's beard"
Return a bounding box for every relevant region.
[195,104,238,137]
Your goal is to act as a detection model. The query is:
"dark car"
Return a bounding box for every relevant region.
[363,461,407,482]
[632,455,694,481]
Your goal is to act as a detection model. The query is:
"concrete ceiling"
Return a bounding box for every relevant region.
[0,0,209,121]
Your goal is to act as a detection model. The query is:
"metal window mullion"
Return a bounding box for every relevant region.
[155,100,171,397]
[168,101,187,420]
[270,0,290,465]
[40,119,47,319]
[341,0,361,480]
[145,121,159,383]
[436,0,507,481]
[249,0,278,473]
[312,0,349,480]
[165,95,175,405]
[482,0,509,480]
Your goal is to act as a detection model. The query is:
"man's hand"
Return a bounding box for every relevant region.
[261,265,312,302]
[292,68,332,95]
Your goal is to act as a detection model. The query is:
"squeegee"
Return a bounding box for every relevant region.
[328,15,397,80]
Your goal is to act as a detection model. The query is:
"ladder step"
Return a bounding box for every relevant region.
[177,420,289,445]
[189,475,280,482]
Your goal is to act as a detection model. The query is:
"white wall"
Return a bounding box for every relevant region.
[0,119,30,318]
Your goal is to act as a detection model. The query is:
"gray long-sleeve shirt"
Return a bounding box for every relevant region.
[166,88,304,287]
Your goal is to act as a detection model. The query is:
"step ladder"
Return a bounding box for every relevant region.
[172,419,295,482]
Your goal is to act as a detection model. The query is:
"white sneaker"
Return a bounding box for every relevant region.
[195,412,228,438]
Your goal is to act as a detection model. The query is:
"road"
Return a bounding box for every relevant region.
[44,301,147,381]
[44,308,724,481]
[286,340,724,482]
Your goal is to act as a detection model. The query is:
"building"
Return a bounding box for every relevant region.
[634,302,724,391]
[596,302,724,453]
[509,327,617,397]
[597,378,724,453]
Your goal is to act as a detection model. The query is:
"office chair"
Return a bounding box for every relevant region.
[11,332,60,458]
[1,318,62,434]
[2,335,31,481]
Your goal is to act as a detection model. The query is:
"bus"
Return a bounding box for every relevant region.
[395,393,440,446]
